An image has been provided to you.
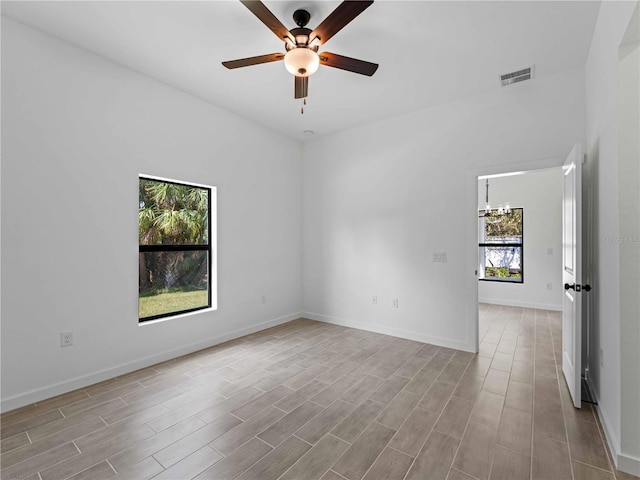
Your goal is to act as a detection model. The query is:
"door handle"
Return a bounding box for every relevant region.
[565,283,592,292]
[564,283,575,291]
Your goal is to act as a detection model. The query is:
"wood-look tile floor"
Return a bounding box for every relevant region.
[1,305,638,480]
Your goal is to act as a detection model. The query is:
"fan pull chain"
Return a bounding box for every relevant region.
[301,97,307,115]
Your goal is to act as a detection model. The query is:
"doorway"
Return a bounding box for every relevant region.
[476,169,564,312]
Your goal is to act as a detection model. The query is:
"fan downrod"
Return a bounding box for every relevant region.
[293,9,311,27]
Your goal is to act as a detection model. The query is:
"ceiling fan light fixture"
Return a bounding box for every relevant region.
[284,48,319,77]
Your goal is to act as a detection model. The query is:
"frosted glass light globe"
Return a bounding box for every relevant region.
[284,48,319,77]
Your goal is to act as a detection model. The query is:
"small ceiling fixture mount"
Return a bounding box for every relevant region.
[292,9,311,27]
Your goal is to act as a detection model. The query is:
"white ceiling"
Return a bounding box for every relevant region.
[2,1,601,141]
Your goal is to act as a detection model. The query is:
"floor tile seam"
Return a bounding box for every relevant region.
[478,312,520,480]
[127,415,214,464]
[593,415,633,480]
[402,350,482,480]
[325,469,349,480]
[493,441,533,459]
[529,308,541,480]
[453,405,498,480]
[558,386,616,480]
[58,396,132,422]
[291,429,331,453]
[573,458,620,476]
[93,416,110,432]
[362,395,387,409]
[270,444,309,480]
[385,443,415,460]
[332,420,395,460]
[387,362,426,383]
[541,312,577,480]
[450,467,483,480]
[351,427,400,480]
[10,406,69,433]
[151,450,168,469]
[255,431,285,450]
[557,391,597,424]
[523,318,536,480]
[470,397,505,431]
[266,400,331,446]
[387,359,469,446]
[2,433,83,477]
[270,402,291,414]
[34,441,82,479]
[77,458,118,480]
[216,436,273,479]
[487,425,508,480]
[211,431,269,458]
[1,403,39,422]
[85,384,120,399]
[450,357,474,366]
[322,432,352,446]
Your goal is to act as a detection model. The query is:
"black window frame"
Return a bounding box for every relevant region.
[478,207,524,284]
[139,176,212,323]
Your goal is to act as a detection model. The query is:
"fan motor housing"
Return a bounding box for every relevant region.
[288,27,316,50]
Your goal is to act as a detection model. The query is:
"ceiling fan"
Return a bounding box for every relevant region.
[222,0,378,100]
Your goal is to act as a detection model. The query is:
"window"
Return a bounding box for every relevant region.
[479,208,523,283]
[139,176,214,322]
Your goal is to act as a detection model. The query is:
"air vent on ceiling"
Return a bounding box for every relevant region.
[500,66,535,86]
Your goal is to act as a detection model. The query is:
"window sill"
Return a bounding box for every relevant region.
[139,306,217,326]
[478,278,523,284]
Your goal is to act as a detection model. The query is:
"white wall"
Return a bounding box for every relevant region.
[477,170,563,310]
[584,0,640,474]
[618,10,640,470]
[302,67,586,353]
[0,18,303,412]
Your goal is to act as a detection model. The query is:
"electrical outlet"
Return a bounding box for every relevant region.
[392,298,399,309]
[260,295,266,304]
[372,296,378,305]
[60,332,73,347]
[600,348,604,368]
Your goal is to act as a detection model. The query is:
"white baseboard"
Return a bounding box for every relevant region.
[587,378,640,476]
[0,312,301,413]
[478,297,562,311]
[618,453,640,477]
[303,311,474,353]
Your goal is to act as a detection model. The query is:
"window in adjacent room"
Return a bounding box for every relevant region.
[139,176,216,322]
[478,208,523,283]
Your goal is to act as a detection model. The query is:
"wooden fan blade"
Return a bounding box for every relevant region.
[240,1,293,42]
[222,53,284,69]
[319,52,378,76]
[294,76,308,99]
[310,1,373,45]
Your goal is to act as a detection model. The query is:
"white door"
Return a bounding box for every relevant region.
[562,144,583,408]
